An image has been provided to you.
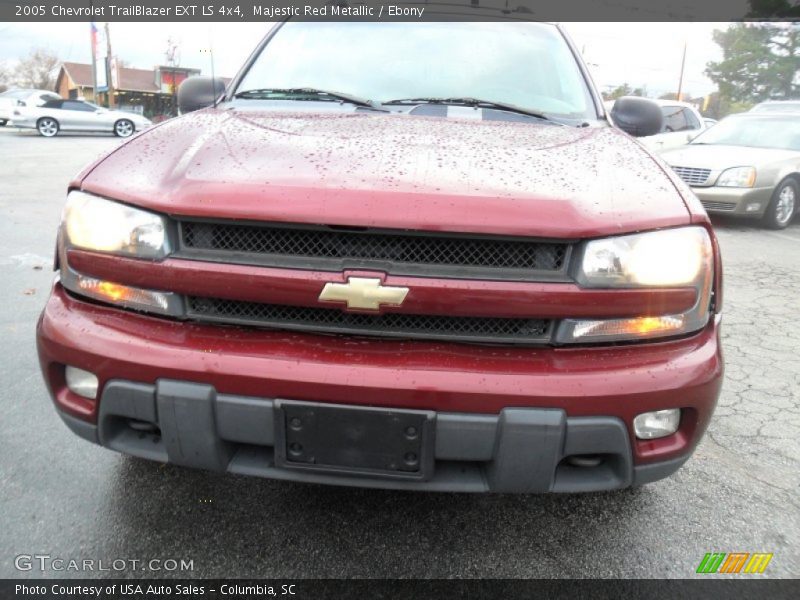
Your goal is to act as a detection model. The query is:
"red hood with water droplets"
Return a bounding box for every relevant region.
[79,108,696,238]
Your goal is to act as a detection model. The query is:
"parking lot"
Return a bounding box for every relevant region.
[0,126,798,578]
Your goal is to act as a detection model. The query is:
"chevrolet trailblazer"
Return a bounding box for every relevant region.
[36,21,723,493]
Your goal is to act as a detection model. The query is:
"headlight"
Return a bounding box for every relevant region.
[576,226,710,288]
[558,226,713,343]
[716,166,755,188]
[64,191,168,258]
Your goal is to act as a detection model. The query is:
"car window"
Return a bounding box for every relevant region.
[684,108,701,130]
[42,100,64,109]
[691,116,800,151]
[236,22,596,121]
[37,93,61,104]
[62,101,95,112]
[661,106,689,132]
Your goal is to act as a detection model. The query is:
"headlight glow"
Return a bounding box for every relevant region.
[578,226,710,288]
[716,166,756,188]
[64,191,168,258]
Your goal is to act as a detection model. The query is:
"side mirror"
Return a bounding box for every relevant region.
[177,76,226,114]
[610,97,663,137]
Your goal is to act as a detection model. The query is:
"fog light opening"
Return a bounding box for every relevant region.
[633,409,681,440]
[127,419,161,442]
[565,454,604,468]
[64,366,99,400]
[745,203,762,213]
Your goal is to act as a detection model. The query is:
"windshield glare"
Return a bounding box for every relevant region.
[752,102,800,113]
[235,22,595,119]
[691,116,800,151]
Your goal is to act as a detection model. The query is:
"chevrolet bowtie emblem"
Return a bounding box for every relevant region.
[318,277,409,311]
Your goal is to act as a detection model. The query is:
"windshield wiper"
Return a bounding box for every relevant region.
[383,97,562,123]
[234,87,385,110]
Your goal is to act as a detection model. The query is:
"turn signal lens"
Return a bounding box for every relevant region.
[76,275,171,312]
[569,315,686,342]
[633,409,681,439]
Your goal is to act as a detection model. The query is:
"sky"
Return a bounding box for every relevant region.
[0,22,725,99]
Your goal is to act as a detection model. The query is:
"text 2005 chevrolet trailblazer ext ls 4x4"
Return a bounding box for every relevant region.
[37,22,723,493]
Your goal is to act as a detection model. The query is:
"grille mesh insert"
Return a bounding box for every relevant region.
[700,200,736,212]
[672,166,712,186]
[187,297,551,344]
[181,222,568,273]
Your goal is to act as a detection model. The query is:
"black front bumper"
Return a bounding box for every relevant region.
[58,379,689,493]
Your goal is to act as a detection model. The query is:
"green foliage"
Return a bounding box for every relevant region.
[747,0,800,18]
[706,23,800,103]
[603,83,646,101]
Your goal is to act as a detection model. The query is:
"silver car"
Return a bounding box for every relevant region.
[11,98,152,138]
[0,88,61,126]
[662,113,800,229]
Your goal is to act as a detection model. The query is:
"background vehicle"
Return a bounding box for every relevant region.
[606,98,706,152]
[0,88,61,126]
[12,99,151,137]
[750,100,800,113]
[663,112,800,228]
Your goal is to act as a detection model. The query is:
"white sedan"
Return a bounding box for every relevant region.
[607,98,708,153]
[11,98,152,138]
[0,88,62,126]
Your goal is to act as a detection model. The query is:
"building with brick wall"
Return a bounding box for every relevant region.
[54,62,226,120]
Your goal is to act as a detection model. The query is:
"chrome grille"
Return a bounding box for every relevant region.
[178,221,571,281]
[700,200,736,212]
[187,297,552,345]
[671,166,712,186]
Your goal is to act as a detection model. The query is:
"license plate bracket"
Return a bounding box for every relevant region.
[274,400,435,480]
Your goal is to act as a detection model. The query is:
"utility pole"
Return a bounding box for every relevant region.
[105,22,113,107]
[165,37,180,116]
[676,41,687,102]
[90,22,98,102]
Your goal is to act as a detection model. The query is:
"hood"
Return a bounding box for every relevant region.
[80,109,691,239]
[662,144,800,170]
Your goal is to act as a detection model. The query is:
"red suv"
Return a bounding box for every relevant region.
[36,21,723,493]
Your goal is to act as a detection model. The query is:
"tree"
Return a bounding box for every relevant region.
[14,48,60,90]
[706,23,799,103]
[603,83,646,101]
[748,0,800,18]
[0,62,11,93]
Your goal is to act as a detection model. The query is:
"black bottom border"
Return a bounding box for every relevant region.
[2,579,799,600]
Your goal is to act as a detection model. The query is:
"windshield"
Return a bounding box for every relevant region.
[235,22,595,120]
[691,115,800,151]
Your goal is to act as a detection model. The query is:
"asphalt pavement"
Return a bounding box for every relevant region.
[0,126,798,579]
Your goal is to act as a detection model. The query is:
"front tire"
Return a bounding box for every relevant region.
[37,117,59,137]
[114,119,134,138]
[762,179,797,230]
